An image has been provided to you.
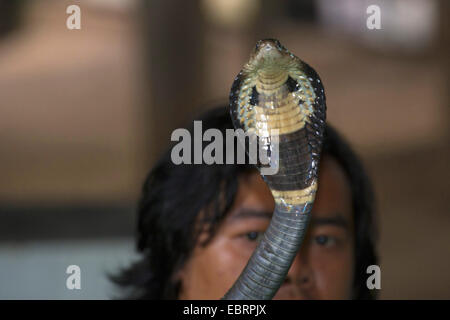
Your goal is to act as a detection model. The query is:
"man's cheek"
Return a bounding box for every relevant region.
[208,240,249,284]
[312,255,353,299]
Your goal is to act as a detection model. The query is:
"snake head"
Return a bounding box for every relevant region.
[253,39,285,57]
[247,39,295,73]
[229,38,327,202]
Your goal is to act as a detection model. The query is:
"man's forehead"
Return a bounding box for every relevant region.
[310,212,350,230]
[311,155,353,220]
[226,155,354,224]
[228,207,272,221]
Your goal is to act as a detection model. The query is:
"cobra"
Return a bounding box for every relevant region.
[224,39,327,300]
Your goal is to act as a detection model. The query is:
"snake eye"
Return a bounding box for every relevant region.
[275,40,282,50]
[273,39,287,52]
[255,39,265,51]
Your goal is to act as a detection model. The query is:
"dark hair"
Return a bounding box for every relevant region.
[110,106,378,300]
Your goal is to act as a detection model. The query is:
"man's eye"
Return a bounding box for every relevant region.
[314,235,336,247]
[246,231,263,242]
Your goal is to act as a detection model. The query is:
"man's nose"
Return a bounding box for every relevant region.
[284,247,313,287]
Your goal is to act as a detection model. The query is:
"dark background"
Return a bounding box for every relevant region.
[0,0,448,299]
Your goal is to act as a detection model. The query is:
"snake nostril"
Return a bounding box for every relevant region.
[255,39,265,49]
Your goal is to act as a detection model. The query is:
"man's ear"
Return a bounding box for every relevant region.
[172,267,184,282]
[171,264,188,299]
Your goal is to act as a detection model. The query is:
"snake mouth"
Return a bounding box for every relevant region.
[251,39,286,62]
[255,39,284,51]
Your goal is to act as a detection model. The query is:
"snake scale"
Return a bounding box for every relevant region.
[223,39,327,300]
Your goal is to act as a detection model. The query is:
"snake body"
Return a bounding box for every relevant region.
[224,39,327,300]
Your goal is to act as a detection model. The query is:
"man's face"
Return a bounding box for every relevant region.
[178,155,355,299]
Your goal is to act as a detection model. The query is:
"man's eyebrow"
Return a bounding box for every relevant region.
[229,208,272,221]
[228,210,349,229]
[310,215,349,229]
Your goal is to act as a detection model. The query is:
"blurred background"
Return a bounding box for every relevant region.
[0,0,448,299]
